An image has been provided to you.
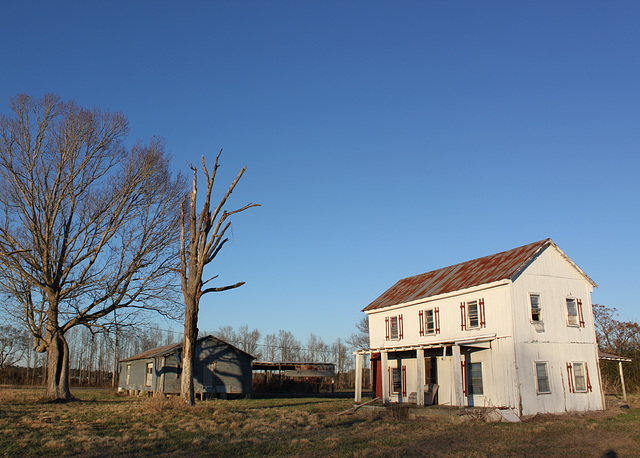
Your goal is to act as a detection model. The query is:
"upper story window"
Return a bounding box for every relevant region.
[460,299,486,330]
[385,314,403,341]
[530,294,542,322]
[125,365,131,385]
[419,307,440,336]
[566,298,585,328]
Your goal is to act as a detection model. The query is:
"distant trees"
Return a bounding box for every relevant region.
[0,94,185,400]
[179,152,259,406]
[346,316,369,351]
[593,304,640,393]
[0,324,29,368]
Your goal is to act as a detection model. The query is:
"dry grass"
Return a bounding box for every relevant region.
[0,388,639,457]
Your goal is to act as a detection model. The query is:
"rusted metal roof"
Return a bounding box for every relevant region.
[598,350,632,362]
[120,335,254,362]
[120,341,183,362]
[363,239,580,312]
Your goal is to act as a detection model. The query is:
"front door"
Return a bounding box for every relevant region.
[202,361,217,391]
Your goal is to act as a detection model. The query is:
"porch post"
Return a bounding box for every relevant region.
[452,344,464,407]
[355,353,363,403]
[619,361,627,402]
[416,348,425,406]
[381,350,389,405]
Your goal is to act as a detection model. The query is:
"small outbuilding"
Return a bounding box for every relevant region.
[119,335,254,398]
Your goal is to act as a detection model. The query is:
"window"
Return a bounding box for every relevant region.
[460,299,485,330]
[535,362,551,394]
[468,301,479,328]
[566,298,579,326]
[573,362,587,392]
[468,362,483,395]
[419,308,440,336]
[567,362,592,393]
[530,294,542,322]
[125,365,131,385]
[385,315,403,341]
[145,362,153,387]
[391,367,401,393]
[390,316,399,339]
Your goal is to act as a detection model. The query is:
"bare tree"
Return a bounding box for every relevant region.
[179,152,258,406]
[346,316,370,350]
[212,325,237,344]
[276,329,300,361]
[264,333,278,361]
[237,324,261,358]
[0,324,29,368]
[0,94,185,400]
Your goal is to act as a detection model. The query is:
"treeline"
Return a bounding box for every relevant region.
[594,304,640,394]
[0,322,363,388]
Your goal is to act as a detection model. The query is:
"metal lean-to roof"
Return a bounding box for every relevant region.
[363,238,594,312]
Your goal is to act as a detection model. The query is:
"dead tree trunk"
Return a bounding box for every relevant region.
[179,151,258,406]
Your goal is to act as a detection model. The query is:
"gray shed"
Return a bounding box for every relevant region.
[119,335,254,398]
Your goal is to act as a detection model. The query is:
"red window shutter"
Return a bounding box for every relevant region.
[460,302,466,331]
[578,299,585,327]
[399,314,404,339]
[388,367,391,395]
[586,364,592,392]
[461,361,467,396]
[479,298,486,328]
[402,366,407,397]
[419,310,424,336]
[435,307,441,334]
[385,317,389,341]
[566,363,574,393]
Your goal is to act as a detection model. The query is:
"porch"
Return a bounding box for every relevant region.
[353,333,496,407]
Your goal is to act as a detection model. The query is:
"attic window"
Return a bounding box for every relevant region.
[530,294,542,322]
[566,298,579,326]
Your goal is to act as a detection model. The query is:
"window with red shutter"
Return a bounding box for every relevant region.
[566,363,574,393]
[461,361,467,396]
[577,299,585,327]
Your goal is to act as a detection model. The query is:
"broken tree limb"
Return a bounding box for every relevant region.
[336,397,381,416]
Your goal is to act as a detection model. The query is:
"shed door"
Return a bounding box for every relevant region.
[203,362,217,389]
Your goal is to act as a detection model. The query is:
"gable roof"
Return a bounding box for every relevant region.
[120,335,255,363]
[363,238,596,312]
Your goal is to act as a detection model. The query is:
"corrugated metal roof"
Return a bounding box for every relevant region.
[120,335,255,362]
[364,239,566,312]
[120,341,183,362]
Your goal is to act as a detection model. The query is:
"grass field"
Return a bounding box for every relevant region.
[1,388,639,457]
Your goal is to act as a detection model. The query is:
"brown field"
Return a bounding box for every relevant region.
[0,388,639,457]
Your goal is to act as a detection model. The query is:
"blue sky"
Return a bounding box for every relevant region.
[1,1,639,343]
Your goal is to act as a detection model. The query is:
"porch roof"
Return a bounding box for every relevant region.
[353,333,497,355]
[598,350,632,362]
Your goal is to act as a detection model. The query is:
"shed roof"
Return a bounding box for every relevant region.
[120,335,254,363]
[363,238,596,312]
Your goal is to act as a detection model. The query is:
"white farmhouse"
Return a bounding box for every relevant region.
[354,239,604,416]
